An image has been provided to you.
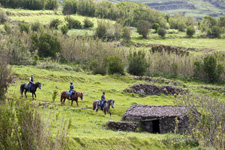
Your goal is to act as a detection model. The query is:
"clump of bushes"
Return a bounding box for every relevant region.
[61,25,69,35]
[65,16,82,29]
[136,20,151,38]
[19,23,30,33]
[107,56,124,75]
[127,51,149,76]
[122,27,131,41]
[186,25,195,38]
[62,0,77,15]
[157,28,166,38]
[207,26,221,38]
[83,18,94,28]
[31,22,41,32]
[49,19,61,29]
[90,58,107,75]
[4,22,11,34]
[95,20,107,39]
[0,9,8,24]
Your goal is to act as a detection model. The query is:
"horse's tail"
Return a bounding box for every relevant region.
[93,101,96,110]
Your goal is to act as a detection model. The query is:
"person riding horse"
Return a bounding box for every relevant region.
[100,92,106,110]
[69,82,75,99]
[28,75,34,92]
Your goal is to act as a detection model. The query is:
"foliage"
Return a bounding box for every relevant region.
[31,33,61,57]
[19,23,30,33]
[178,21,186,32]
[0,56,12,100]
[45,0,59,10]
[65,16,82,29]
[136,20,151,38]
[152,23,160,31]
[107,56,125,75]
[32,55,39,65]
[62,0,77,15]
[105,23,122,41]
[83,18,94,28]
[49,18,61,29]
[77,0,96,17]
[122,27,131,40]
[186,25,195,37]
[0,9,8,24]
[95,20,107,39]
[0,0,45,10]
[157,28,167,38]
[175,94,225,149]
[61,25,69,35]
[207,26,221,38]
[3,22,11,34]
[52,90,58,102]
[90,59,107,75]
[202,16,217,32]
[218,16,225,27]
[31,22,41,32]
[127,51,149,76]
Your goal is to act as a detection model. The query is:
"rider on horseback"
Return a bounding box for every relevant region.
[69,82,74,99]
[100,92,106,110]
[28,75,34,92]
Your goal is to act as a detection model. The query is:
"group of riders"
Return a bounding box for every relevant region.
[27,75,107,109]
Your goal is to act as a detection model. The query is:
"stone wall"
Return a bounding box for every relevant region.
[107,121,138,132]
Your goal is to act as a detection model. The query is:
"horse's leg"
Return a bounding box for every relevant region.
[76,100,79,107]
[104,110,106,115]
[32,93,34,100]
[107,110,111,116]
[25,90,27,98]
[71,100,73,106]
[34,92,36,98]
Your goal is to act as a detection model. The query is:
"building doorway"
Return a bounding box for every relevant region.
[152,120,160,133]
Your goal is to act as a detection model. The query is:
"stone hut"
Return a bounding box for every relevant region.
[122,105,189,134]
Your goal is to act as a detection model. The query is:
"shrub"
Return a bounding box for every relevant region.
[83,18,94,28]
[122,27,131,40]
[208,26,221,38]
[186,25,195,37]
[127,51,149,76]
[49,19,61,29]
[33,55,39,65]
[107,56,124,75]
[31,22,41,32]
[19,23,30,33]
[45,0,59,10]
[61,25,69,35]
[152,23,160,31]
[90,59,107,75]
[52,90,58,102]
[3,22,11,34]
[31,33,61,57]
[136,20,151,38]
[0,55,12,100]
[62,0,77,15]
[203,55,224,83]
[0,9,8,24]
[157,28,166,38]
[95,20,107,39]
[65,16,82,29]
[105,23,122,40]
[178,21,186,32]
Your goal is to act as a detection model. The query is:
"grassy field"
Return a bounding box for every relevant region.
[7,65,225,149]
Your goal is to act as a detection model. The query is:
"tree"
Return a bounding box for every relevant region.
[62,0,77,15]
[45,0,59,10]
[137,20,151,38]
[207,26,221,38]
[95,21,107,39]
[152,23,160,31]
[186,25,195,37]
[127,51,149,76]
[107,56,124,75]
[122,27,131,40]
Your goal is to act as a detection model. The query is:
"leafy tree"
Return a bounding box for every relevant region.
[178,21,186,32]
[207,26,221,38]
[122,27,131,40]
[83,18,94,28]
[77,0,96,17]
[45,0,59,10]
[62,0,77,15]
[107,56,124,75]
[186,25,195,37]
[127,51,149,76]
[157,28,166,38]
[152,23,160,31]
[31,33,61,57]
[137,20,151,38]
[218,16,225,27]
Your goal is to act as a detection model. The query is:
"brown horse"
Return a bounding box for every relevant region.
[60,91,84,106]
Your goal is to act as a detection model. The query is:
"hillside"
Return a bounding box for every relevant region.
[108,0,225,19]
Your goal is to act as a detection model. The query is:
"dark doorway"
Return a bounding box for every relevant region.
[152,120,160,133]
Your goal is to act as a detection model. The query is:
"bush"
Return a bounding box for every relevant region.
[122,27,131,40]
[178,21,186,32]
[33,55,39,65]
[127,51,149,76]
[3,22,11,34]
[45,0,59,10]
[136,20,151,38]
[105,23,122,40]
[83,18,94,28]
[61,25,69,35]
[31,33,61,57]
[186,25,195,37]
[157,28,166,38]
[65,16,82,29]
[31,22,41,32]
[0,9,8,24]
[0,55,12,100]
[95,20,107,39]
[90,59,107,75]
[207,26,221,38]
[49,19,61,29]
[107,56,124,75]
[62,0,77,15]
[19,23,30,33]
[152,23,160,31]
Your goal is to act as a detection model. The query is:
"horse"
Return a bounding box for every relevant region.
[60,91,84,107]
[20,82,41,99]
[93,100,115,116]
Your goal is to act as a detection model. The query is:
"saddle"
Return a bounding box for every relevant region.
[66,91,76,96]
[98,100,106,110]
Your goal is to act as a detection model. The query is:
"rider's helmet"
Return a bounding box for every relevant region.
[103,92,105,94]
[70,82,73,84]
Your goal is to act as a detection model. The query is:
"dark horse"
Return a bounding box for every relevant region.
[93,100,115,116]
[20,82,41,99]
[60,91,84,106]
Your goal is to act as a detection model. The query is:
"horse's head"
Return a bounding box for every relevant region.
[109,100,115,108]
[36,82,41,89]
[79,92,84,101]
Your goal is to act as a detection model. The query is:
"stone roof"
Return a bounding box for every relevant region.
[122,105,188,121]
